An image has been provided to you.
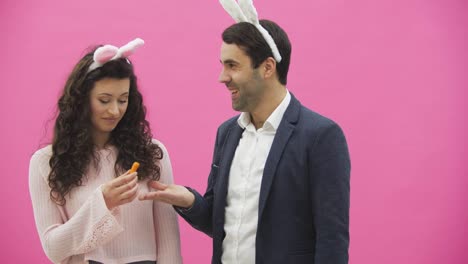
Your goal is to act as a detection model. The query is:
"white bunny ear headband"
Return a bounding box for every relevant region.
[88,38,145,72]
[219,0,282,62]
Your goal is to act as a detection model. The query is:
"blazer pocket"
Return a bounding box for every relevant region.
[209,163,220,191]
[289,243,315,263]
[289,241,314,255]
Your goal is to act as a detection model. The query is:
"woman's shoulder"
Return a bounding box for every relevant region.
[29,145,53,180]
[31,145,53,162]
[151,138,168,152]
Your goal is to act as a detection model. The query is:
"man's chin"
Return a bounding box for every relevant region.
[232,104,243,112]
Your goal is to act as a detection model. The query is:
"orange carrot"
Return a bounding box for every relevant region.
[129,162,140,173]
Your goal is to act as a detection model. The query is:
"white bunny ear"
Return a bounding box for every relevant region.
[257,26,282,62]
[219,0,282,62]
[219,0,248,22]
[238,0,259,24]
[116,38,145,58]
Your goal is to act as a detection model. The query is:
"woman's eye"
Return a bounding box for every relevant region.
[99,99,109,104]
[118,100,128,104]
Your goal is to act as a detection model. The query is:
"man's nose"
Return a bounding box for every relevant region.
[218,68,230,83]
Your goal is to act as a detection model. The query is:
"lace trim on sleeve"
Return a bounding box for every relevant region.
[76,209,123,253]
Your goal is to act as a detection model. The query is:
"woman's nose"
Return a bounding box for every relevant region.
[108,102,119,115]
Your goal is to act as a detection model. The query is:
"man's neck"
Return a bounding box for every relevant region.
[250,85,287,129]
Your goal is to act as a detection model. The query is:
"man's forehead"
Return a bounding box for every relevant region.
[220,42,249,62]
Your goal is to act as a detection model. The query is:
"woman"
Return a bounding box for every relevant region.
[29,38,182,264]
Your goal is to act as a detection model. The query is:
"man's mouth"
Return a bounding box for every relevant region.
[230,89,239,100]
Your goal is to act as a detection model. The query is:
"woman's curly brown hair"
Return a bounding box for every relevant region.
[48,46,162,205]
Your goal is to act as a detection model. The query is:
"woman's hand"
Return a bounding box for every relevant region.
[101,171,138,210]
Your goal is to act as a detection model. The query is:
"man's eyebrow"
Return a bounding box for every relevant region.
[220,59,239,64]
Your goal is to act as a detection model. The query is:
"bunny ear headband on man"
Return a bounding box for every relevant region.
[88,38,145,72]
[219,0,282,62]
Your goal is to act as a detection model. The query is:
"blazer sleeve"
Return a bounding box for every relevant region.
[28,149,124,263]
[309,122,351,264]
[151,140,183,264]
[175,126,224,237]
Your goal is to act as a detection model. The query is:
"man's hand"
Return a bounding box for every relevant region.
[138,181,195,209]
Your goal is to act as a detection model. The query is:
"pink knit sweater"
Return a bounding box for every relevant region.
[29,140,182,264]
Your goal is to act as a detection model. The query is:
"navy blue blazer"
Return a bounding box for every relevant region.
[177,94,350,264]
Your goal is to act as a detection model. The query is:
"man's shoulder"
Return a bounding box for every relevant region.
[217,115,240,132]
[295,105,348,144]
[286,93,337,129]
[298,104,337,128]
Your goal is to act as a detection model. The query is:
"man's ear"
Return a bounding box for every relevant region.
[262,57,277,79]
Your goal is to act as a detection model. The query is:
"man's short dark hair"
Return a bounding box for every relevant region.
[222,19,292,85]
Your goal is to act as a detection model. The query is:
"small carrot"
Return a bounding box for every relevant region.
[129,162,140,173]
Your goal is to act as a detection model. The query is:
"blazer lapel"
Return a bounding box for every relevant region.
[258,94,301,220]
[213,122,244,227]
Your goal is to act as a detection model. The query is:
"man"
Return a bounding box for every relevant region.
[140,19,350,264]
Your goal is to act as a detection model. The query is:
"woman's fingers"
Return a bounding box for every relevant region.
[115,174,138,193]
[111,172,137,188]
[103,172,139,209]
[119,184,139,204]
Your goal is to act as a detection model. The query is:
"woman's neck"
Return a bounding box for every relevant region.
[92,132,111,149]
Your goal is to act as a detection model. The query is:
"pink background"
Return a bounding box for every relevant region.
[1,0,467,263]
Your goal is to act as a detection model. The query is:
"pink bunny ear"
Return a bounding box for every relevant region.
[88,38,145,72]
[93,45,119,64]
[118,38,145,58]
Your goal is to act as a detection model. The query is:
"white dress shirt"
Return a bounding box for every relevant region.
[221,91,291,264]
